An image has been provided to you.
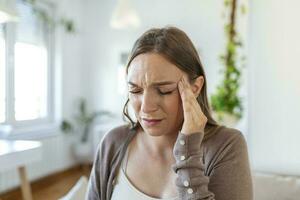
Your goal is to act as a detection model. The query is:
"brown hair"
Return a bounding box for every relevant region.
[123,26,219,138]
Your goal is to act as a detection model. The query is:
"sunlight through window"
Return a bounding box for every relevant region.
[0,0,53,128]
[14,42,48,121]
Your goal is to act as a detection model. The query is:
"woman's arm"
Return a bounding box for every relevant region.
[85,144,101,200]
[172,131,253,200]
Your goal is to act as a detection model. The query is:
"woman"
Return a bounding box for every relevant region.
[86,27,253,200]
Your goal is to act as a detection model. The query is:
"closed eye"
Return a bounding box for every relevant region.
[129,90,142,94]
[129,90,174,95]
[128,87,177,95]
[157,89,175,95]
[158,89,175,95]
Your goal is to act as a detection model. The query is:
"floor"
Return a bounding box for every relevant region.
[0,165,92,200]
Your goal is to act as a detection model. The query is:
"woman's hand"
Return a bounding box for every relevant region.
[178,76,207,136]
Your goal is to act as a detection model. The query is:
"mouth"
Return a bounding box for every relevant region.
[141,118,163,126]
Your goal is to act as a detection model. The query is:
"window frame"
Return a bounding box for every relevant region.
[0,1,57,136]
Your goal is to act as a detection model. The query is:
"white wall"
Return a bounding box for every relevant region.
[247,0,300,175]
[81,0,234,116]
[83,0,300,176]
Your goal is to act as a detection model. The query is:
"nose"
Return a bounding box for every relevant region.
[141,91,158,113]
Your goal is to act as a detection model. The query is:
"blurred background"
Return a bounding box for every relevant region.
[0,0,299,199]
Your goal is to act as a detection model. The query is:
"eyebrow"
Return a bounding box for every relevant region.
[128,81,177,87]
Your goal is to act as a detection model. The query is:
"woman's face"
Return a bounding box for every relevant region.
[127,53,186,137]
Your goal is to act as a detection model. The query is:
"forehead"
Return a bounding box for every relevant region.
[127,53,183,84]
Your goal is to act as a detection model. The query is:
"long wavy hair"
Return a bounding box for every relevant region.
[123,26,219,139]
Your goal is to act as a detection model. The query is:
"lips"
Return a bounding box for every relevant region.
[142,118,162,121]
[142,118,163,126]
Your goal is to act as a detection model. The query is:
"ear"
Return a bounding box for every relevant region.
[191,76,204,97]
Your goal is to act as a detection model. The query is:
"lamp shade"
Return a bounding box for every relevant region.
[110,0,140,29]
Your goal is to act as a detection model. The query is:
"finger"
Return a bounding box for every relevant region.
[178,78,186,97]
[178,79,196,118]
[178,79,190,120]
[182,76,198,98]
[178,78,192,104]
[178,79,188,110]
[180,77,197,102]
[190,92,203,112]
[180,78,205,117]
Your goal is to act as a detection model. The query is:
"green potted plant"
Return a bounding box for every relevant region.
[210,0,246,126]
[60,98,113,163]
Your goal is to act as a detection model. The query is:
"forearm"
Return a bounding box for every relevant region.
[172,132,215,200]
[172,131,253,200]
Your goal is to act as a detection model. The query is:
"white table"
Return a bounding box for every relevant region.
[0,140,42,200]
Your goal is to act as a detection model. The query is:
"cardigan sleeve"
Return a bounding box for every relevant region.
[86,144,101,200]
[172,131,253,200]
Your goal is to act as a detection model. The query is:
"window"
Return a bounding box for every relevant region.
[0,1,54,130]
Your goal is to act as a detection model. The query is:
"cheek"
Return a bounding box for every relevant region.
[128,94,140,111]
[163,95,181,115]
[170,94,184,122]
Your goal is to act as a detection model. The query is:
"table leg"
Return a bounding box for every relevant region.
[18,166,33,200]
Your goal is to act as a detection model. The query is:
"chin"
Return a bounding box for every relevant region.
[144,129,165,137]
[141,126,163,136]
[138,123,163,136]
[141,124,175,137]
[138,118,180,137]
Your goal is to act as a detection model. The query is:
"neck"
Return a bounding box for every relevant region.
[136,127,178,159]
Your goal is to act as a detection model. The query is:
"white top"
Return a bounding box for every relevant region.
[111,148,178,200]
